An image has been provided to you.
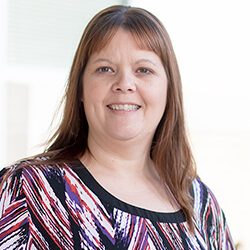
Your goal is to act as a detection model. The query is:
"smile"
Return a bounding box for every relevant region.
[107,104,141,111]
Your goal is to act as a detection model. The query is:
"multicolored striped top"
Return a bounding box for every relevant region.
[0,160,235,249]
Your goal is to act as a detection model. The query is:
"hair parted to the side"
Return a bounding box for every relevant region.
[6,5,197,231]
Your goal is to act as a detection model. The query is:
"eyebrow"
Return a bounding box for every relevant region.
[135,59,157,66]
[92,58,113,64]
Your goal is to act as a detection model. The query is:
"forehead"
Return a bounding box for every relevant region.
[88,29,162,63]
[96,30,144,55]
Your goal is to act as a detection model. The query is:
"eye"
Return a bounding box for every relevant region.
[96,66,114,73]
[137,67,153,75]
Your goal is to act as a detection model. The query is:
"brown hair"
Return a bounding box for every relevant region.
[5,5,197,230]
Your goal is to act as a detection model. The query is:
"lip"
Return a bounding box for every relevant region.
[106,103,141,111]
[107,102,141,106]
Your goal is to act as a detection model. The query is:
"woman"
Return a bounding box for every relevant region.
[0,5,235,249]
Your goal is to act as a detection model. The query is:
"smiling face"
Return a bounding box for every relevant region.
[82,28,168,144]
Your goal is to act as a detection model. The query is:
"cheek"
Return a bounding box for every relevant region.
[146,82,167,108]
[82,72,100,102]
[158,79,168,102]
[83,81,104,103]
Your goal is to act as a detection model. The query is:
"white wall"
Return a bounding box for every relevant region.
[130,0,249,249]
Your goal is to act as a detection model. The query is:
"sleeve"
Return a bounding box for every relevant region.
[192,179,235,249]
[0,166,30,249]
[208,187,235,250]
[220,210,235,249]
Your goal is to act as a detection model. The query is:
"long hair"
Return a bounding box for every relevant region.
[6,5,197,230]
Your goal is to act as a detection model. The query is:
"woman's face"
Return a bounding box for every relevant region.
[82,28,167,144]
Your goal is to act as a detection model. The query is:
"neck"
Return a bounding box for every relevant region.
[81,133,155,177]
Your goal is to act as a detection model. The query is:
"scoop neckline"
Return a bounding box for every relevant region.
[70,160,186,223]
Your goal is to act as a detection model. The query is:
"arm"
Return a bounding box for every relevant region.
[0,166,30,249]
[192,178,235,249]
[208,186,235,249]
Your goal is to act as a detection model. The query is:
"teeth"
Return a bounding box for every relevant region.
[109,104,140,111]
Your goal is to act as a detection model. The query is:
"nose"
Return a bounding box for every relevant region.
[112,71,136,93]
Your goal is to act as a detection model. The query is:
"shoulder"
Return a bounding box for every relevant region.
[191,177,225,225]
[191,178,230,240]
[191,178,226,233]
[191,178,235,248]
[0,161,26,198]
[0,160,24,181]
[191,178,223,217]
[0,159,67,197]
[0,159,76,249]
[0,158,72,220]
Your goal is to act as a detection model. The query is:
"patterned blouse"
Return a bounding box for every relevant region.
[0,160,235,249]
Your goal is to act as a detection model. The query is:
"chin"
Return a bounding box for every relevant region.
[107,129,142,142]
[110,134,138,141]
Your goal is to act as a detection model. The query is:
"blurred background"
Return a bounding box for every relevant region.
[0,0,249,248]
